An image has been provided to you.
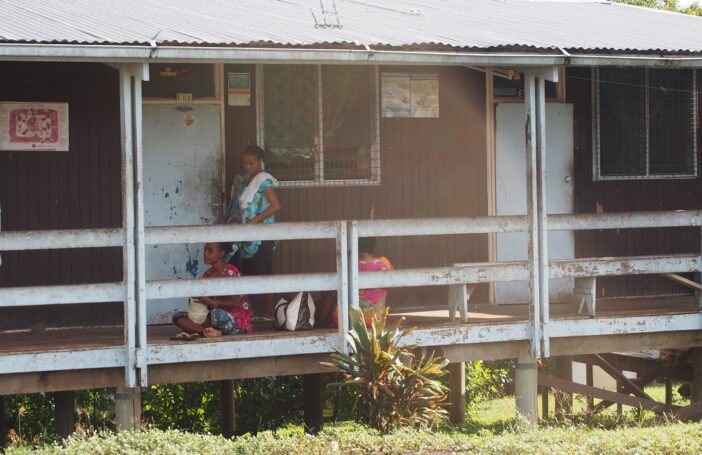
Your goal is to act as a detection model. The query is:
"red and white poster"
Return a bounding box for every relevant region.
[0,102,69,151]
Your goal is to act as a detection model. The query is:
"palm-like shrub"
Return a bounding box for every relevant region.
[325,307,449,432]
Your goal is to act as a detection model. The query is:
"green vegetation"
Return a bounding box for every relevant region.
[326,308,449,432]
[7,420,702,455]
[615,0,702,16]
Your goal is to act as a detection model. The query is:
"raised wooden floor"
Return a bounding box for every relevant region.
[0,296,699,395]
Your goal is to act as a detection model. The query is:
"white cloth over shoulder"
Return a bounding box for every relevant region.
[238,171,278,210]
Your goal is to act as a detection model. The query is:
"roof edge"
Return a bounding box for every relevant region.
[2,44,702,67]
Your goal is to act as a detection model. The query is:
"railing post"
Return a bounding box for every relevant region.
[132,67,148,386]
[534,75,550,358]
[348,221,360,315]
[524,72,542,360]
[119,68,137,387]
[336,221,350,354]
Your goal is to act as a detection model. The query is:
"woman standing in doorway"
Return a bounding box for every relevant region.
[229,144,282,317]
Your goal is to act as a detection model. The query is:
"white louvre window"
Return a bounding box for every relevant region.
[593,67,698,180]
[258,65,380,186]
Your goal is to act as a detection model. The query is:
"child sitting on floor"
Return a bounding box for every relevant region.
[172,242,252,339]
[317,237,394,327]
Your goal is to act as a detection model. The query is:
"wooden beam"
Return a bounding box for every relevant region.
[148,354,332,385]
[661,273,702,292]
[54,391,75,438]
[538,374,677,414]
[550,331,702,357]
[219,380,235,438]
[674,399,702,420]
[592,354,652,400]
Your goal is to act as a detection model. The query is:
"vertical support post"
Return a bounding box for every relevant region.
[348,221,360,313]
[524,72,542,360]
[691,347,702,403]
[337,221,349,354]
[586,363,594,411]
[132,71,148,386]
[534,76,550,358]
[449,362,466,425]
[302,374,323,434]
[515,345,538,423]
[485,67,497,305]
[115,385,141,431]
[540,386,549,420]
[219,380,236,438]
[0,396,6,448]
[54,391,75,438]
[665,378,673,405]
[119,68,137,388]
[554,356,573,419]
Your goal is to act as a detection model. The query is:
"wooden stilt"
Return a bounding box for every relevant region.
[586,363,594,411]
[554,356,573,419]
[665,378,673,405]
[540,386,549,420]
[692,348,702,403]
[54,391,75,438]
[449,362,466,425]
[0,395,7,448]
[219,380,236,438]
[302,374,323,434]
[115,385,141,431]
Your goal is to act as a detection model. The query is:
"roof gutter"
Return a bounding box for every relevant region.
[1,43,702,67]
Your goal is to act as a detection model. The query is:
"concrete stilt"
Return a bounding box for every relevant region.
[303,374,323,434]
[115,385,141,431]
[219,380,236,438]
[54,391,76,438]
[554,356,573,419]
[515,347,538,423]
[449,362,466,425]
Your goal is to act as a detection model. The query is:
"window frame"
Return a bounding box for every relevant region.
[592,67,698,181]
[256,64,381,187]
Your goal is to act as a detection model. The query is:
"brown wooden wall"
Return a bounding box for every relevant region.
[0,62,123,330]
[225,65,489,308]
[568,67,702,298]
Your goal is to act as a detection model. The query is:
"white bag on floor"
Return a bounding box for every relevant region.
[273,292,315,331]
[188,297,209,325]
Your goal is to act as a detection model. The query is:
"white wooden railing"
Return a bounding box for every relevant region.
[0,210,700,386]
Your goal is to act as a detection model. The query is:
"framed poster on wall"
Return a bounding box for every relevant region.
[0,102,69,151]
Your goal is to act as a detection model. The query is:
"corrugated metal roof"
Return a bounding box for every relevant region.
[1,0,702,54]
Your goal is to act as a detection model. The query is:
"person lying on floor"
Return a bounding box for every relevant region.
[317,236,394,328]
[172,242,252,339]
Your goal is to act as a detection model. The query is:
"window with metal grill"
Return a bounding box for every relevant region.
[594,67,698,180]
[260,65,380,186]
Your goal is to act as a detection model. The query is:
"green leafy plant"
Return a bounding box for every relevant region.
[325,307,449,433]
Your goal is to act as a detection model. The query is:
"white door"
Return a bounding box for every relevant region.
[143,105,222,323]
[495,103,574,304]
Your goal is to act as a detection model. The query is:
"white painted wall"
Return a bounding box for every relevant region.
[143,105,222,324]
[495,103,575,304]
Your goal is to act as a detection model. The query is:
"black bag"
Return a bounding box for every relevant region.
[273,292,315,331]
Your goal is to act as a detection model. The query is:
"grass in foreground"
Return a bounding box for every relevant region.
[6,420,702,455]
